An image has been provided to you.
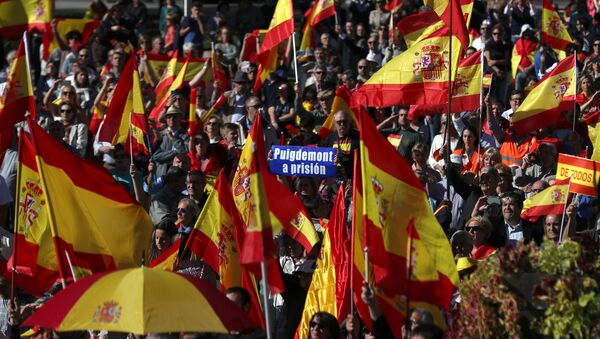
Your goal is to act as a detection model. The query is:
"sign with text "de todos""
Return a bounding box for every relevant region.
[556,153,600,196]
[269,146,337,178]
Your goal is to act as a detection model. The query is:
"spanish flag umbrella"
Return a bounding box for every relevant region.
[23,267,254,334]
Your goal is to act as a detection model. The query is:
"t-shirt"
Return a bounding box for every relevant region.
[326,129,360,180]
[180,16,203,45]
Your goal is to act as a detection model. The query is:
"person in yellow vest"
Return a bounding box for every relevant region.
[486,92,539,168]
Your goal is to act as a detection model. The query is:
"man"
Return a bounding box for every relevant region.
[149,166,187,224]
[237,96,278,149]
[179,1,204,57]
[224,71,251,123]
[326,110,360,181]
[502,191,543,247]
[514,142,557,186]
[544,214,561,243]
[303,65,333,101]
[153,106,190,178]
[471,19,491,51]
[378,106,423,160]
[311,89,334,127]
[185,170,208,209]
[356,58,370,85]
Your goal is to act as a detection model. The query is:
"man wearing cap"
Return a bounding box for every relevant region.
[223,71,251,123]
[153,106,190,178]
[472,20,491,51]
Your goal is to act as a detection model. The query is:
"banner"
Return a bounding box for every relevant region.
[269,146,337,177]
[556,153,600,196]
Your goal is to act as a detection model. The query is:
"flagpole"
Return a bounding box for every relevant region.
[405,225,414,336]
[22,33,34,117]
[10,129,25,300]
[291,33,299,84]
[573,50,578,132]
[350,149,360,317]
[64,250,77,282]
[260,260,273,339]
[129,111,134,164]
[477,49,484,172]
[559,176,573,243]
[445,0,454,201]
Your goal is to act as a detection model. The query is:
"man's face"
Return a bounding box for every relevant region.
[187,174,206,198]
[172,156,190,171]
[334,112,351,137]
[166,114,180,129]
[510,93,524,110]
[502,197,521,221]
[545,214,561,241]
[357,61,368,76]
[345,22,354,35]
[78,48,89,63]
[398,109,409,127]
[224,129,239,143]
[530,181,546,195]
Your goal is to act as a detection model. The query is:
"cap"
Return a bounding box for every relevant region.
[520,24,533,36]
[165,106,183,116]
[232,71,249,83]
[317,89,334,100]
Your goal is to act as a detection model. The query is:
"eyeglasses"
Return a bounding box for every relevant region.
[481,27,488,31]
[178,207,188,213]
[206,121,219,126]
[594,43,600,46]
[246,104,260,109]
[368,40,375,44]
[309,321,324,330]
[314,71,324,74]
[466,226,481,233]
[60,109,72,113]
[62,91,75,95]
[358,65,366,69]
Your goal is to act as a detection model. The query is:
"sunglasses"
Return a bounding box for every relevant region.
[60,109,73,113]
[246,104,260,109]
[466,226,481,233]
[206,121,219,126]
[62,91,75,95]
[178,207,188,213]
[314,71,324,74]
[492,32,501,36]
[358,65,366,69]
[309,321,324,330]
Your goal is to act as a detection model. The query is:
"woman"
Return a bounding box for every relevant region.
[412,143,442,183]
[577,74,600,115]
[214,26,238,70]
[73,69,97,119]
[146,217,178,264]
[204,116,223,144]
[308,312,341,339]
[159,0,182,36]
[268,82,296,134]
[59,101,88,157]
[43,83,82,120]
[452,126,483,174]
[482,148,502,167]
[465,216,496,260]
[484,24,510,102]
[189,132,231,177]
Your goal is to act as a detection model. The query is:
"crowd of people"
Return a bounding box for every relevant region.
[1,0,600,338]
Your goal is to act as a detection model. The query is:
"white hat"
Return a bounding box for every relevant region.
[520,24,533,36]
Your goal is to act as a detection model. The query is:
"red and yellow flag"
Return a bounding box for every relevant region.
[512,55,576,135]
[585,110,600,162]
[254,47,279,94]
[354,26,462,108]
[153,51,179,102]
[148,238,180,271]
[521,178,570,222]
[146,52,209,84]
[299,0,335,50]
[200,93,227,123]
[511,37,537,79]
[256,0,294,63]
[41,18,99,59]
[424,0,470,49]
[240,29,267,63]
[0,37,35,160]
[319,86,359,139]
[396,10,444,48]
[385,0,403,12]
[296,186,351,338]
[542,0,572,59]
[97,52,149,155]
[357,108,458,331]
[149,53,191,121]
[0,0,52,38]
[9,119,153,295]
[409,49,483,118]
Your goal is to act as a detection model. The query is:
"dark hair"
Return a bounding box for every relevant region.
[309,312,340,339]
[225,287,251,306]
[164,166,186,184]
[156,216,178,236]
[411,324,444,339]
[65,30,83,41]
[187,170,206,182]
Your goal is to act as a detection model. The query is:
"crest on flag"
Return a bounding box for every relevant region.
[92,301,122,324]
[453,72,469,96]
[18,179,45,232]
[552,76,571,100]
[551,188,564,203]
[547,17,563,36]
[413,44,449,81]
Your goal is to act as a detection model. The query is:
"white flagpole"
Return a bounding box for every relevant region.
[292,33,299,84]
[129,111,134,164]
[260,261,273,339]
[573,51,578,132]
[22,32,34,117]
[559,176,573,243]
[64,250,78,282]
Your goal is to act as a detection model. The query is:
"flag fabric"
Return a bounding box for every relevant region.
[511,37,537,79]
[149,53,191,121]
[482,73,492,88]
[211,47,228,94]
[585,110,600,162]
[188,88,200,136]
[148,238,180,271]
[0,37,35,161]
[201,93,227,123]
[424,0,470,49]
[152,51,179,104]
[409,50,483,118]
[318,86,359,139]
[9,119,153,295]
[353,26,463,108]
[512,55,576,135]
[146,53,210,84]
[542,0,573,58]
[41,18,99,59]
[299,0,335,50]
[0,0,52,38]
[385,0,403,12]
[296,186,351,338]
[357,108,459,331]
[240,29,267,63]
[521,178,570,222]
[555,153,600,196]
[97,52,149,155]
[253,48,278,94]
[396,10,444,48]
[256,0,294,64]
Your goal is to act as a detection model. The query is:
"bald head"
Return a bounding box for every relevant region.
[334,110,352,137]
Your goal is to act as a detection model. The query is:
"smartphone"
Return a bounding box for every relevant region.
[487,196,501,205]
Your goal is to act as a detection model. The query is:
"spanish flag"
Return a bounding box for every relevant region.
[256,0,294,64]
[0,0,52,38]
[188,88,200,136]
[409,49,483,118]
[10,119,153,295]
[253,47,278,94]
[97,52,149,155]
[148,238,180,271]
[153,51,179,103]
[318,86,359,139]
[512,55,576,135]
[385,0,403,12]
[41,18,99,59]
[424,0,470,49]
[211,47,228,94]
[240,29,267,63]
[184,170,265,328]
[584,110,600,161]
[511,37,537,80]
[542,0,572,59]
[201,93,227,123]
[521,178,570,222]
[299,0,335,50]
[354,26,463,108]
[357,108,459,330]
[0,37,35,160]
[145,52,210,84]
[396,9,444,48]
[149,52,191,121]
[296,186,351,339]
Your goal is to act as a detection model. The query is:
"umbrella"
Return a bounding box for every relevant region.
[23,267,254,334]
